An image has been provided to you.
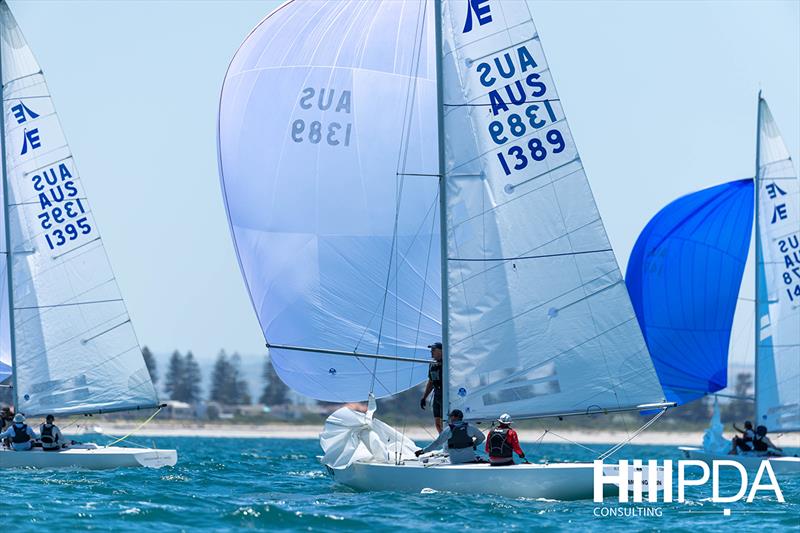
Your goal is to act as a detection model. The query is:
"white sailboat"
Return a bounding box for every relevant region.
[0,1,176,469]
[679,96,800,472]
[218,0,673,499]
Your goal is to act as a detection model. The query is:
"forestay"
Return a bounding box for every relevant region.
[218,0,440,402]
[755,98,800,432]
[626,180,754,405]
[0,3,158,415]
[439,0,665,420]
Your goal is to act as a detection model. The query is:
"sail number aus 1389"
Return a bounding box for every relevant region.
[291,87,352,147]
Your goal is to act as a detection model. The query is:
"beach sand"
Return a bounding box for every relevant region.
[69,421,800,447]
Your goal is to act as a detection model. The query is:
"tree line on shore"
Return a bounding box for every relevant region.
[142,347,289,407]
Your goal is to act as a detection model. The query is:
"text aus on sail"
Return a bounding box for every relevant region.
[291,87,352,148]
[473,44,567,183]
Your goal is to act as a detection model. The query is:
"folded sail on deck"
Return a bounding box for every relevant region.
[0,3,158,415]
[755,98,800,432]
[626,180,754,405]
[439,0,665,420]
[218,1,440,402]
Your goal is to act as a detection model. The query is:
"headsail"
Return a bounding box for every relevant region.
[439,0,665,420]
[218,1,440,402]
[626,179,754,405]
[0,2,158,415]
[755,97,800,432]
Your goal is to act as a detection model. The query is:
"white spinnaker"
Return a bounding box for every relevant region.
[440,0,665,420]
[755,98,800,432]
[0,3,158,415]
[218,1,440,402]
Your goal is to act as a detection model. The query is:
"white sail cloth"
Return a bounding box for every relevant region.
[755,98,800,432]
[320,398,418,469]
[218,0,440,402]
[439,0,665,420]
[0,3,158,415]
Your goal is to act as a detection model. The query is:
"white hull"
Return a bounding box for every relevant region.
[0,444,177,469]
[679,447,800,474]
[327,458,660,501]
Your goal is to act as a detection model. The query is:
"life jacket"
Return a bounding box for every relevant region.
[428,363,442,388]
[488,427,513,458]
[752,433,768,452]
[11,424,30,444]
[447,423,474,450]
[40,424,59,449]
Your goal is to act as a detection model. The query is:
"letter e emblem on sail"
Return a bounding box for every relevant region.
[463,0,492,33]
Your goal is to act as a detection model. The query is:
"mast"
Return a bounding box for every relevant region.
[433,0,449,420]
[0,14,20,411]
[753,90,763,422]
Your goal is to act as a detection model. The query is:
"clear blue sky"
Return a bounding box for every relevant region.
[9,1,798,367]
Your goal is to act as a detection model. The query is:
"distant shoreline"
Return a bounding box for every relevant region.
[67,422,800,447]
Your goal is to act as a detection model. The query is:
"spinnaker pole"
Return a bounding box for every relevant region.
[0,12,20,411]
[433,0,449,422]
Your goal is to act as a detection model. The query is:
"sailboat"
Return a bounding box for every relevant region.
[626,94,800,473]
[218,0,673,499]
[0,1,176,469]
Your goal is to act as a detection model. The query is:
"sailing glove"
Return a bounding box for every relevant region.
[420,397,426,410]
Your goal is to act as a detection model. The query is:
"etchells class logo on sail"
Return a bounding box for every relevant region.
[463,0,492,33]
[12,100,41,155]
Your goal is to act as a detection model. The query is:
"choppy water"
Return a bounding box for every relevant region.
[0,436,797,531]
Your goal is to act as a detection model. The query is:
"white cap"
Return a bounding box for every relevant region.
[497,413,512,425]
[13,413,24,424]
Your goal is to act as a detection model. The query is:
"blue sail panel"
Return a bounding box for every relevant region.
[626,179,754,405]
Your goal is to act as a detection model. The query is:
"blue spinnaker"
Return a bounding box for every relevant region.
[626,179,754,405]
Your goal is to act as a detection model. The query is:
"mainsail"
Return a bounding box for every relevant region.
[218,1,440,402]
[439,0,665,420]
[755,97,800,432]
[0,2,158,415]
[626,179,754,405]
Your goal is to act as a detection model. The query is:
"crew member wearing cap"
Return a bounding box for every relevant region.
[0,413,38,451]
[420,342,444,433]
[485,413,528,466]
[414,409,485,464]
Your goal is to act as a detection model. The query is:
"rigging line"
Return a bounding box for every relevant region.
[542,429,600,455]
[103,407,163,448]
[81,319,131,344]
[266,343,433,364]
[352,189,440,351]
[450,248,612,262]
[597,408,669,461]
[368,0,428,382]
[397,172,440,177]
[15,297,123,310]
[2,71,42,88]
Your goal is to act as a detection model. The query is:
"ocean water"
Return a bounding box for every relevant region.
[0,436,797,531]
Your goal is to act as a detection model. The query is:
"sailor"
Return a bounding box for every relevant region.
[0,413,38,451]
[752,425,783,456]
[40,414,67,451]
[729,420,755,454]
[420,342,444,433]
[0,406,13,432]
[414,409,485,464]
[485,413,528,466]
